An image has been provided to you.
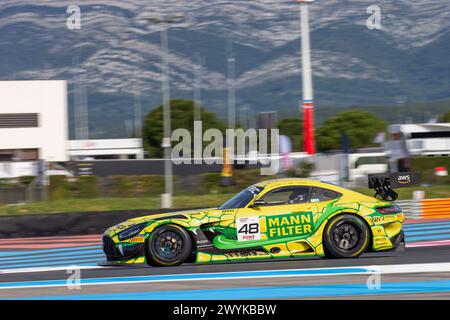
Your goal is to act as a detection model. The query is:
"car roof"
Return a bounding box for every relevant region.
[253,178,338,190]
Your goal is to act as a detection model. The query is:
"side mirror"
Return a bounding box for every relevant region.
[249,199,266,208]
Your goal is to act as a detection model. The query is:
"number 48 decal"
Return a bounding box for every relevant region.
[238,223,259,234]
[236,217,261,242]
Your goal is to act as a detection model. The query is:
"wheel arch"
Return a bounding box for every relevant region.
[144,222,195,266]
[322,212,373,256]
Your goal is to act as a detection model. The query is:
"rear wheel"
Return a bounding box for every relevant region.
[323,214,370,258]
[146,224,192,267]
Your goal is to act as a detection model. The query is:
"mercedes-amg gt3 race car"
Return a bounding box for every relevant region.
[102,174,416,267]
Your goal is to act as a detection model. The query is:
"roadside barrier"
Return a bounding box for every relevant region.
[0,207,201,238]
[421,198,450,219]
[397,200,422,219]
[400,198,450,220]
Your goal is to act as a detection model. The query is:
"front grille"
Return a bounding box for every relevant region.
[102,236,116,256]
[102,235,145,261]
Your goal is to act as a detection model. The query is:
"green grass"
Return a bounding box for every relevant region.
[0,193,234,216]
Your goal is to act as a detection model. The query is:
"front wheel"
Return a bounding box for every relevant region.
[146,224,193,267]
[323,214,370,258]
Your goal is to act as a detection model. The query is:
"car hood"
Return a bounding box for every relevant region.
[104,207,217,237]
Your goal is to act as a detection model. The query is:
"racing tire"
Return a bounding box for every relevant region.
[146,224,193,267]
[323,214,370,259]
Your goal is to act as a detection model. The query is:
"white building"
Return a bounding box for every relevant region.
[68,139,144,160]
[385,123,450,171]
[0,80,146,178]
[0,80,68,162]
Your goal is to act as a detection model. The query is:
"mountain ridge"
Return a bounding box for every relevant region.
[0,0,449,137]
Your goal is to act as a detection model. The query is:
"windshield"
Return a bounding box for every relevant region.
[218,186,263,210]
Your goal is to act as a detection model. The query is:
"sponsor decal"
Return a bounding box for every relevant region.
[223,249,269,258]
[266,212,314,239]
[370,215,399,225]
[397,174,411,184]
[374,237,391,248]
[370,216,386,224]
[236,217,261,242]
[130,236,145,243]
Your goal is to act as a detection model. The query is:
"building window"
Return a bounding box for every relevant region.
[0,113,39,128]
[0,149,39,161]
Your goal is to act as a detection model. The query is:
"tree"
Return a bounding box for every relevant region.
[143,99,226,158]
[439,110,450,123]
[316,109,387,152]
[278,118,303,152]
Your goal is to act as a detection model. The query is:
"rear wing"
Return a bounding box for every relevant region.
[368,172,420,202]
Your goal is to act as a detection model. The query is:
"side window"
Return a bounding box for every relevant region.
[310,187,342,203]
[260,187,311,206]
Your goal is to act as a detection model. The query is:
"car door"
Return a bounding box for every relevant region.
[233,185,319,247]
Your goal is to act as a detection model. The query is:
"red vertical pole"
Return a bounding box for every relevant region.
[299,0,316,155]
[303,100,316,154]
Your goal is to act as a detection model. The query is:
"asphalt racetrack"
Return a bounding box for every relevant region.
[2,220,450,299]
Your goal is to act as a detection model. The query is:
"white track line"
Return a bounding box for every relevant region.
[374,262,450,274]
[0,265,106,274]
[1,262,450,290]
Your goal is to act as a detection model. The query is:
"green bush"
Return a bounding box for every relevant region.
[233,169,274,189]
[198,169,276,195]
[73,176,100,198]
[200,172,227,194]
[43,168,296,201]
[0,178,17,187]
[49,175,71,200]
[108,175,165,198]
[316,109,387,151]
[295,161,315,178]
[109,176,133,197]
[19,176,35,186]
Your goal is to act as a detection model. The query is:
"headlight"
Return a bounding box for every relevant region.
[118,223,147,241]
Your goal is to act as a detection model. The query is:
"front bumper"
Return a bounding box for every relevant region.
[102,235,145,261]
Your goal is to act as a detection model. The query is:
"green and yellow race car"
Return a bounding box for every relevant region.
[102,175,413,267]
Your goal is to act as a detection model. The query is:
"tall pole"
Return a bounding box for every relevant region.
[133,79,142,139]
[133,77,144,159]
[161,26,173,208]
[221,39,235,186]
[146,16,184,208]
[193,53,202,122]
[299,0,316,155]
[73,57,89,140]
[227,40,236,130]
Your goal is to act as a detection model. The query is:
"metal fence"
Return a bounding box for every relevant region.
[0,187,48,205]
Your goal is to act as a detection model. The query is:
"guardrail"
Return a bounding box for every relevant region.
[399,198,450,220]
